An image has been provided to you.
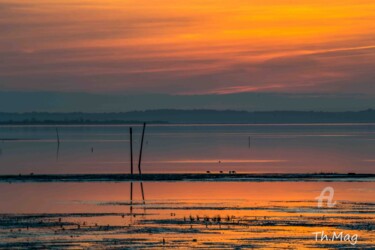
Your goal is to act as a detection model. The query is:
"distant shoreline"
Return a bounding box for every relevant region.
[1,109,375,125]
[0,120,168,125]
[1,173,374,183]
[1,122,375,127]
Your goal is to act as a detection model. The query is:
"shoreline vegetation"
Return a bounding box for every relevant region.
[0,173,374,183]
[0,109,375,125]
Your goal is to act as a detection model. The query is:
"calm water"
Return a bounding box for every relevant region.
[0,182,374,248]
[0,124,374,248]
[0,124,374,174]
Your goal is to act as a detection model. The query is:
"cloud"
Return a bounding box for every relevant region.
[0,0,374,97]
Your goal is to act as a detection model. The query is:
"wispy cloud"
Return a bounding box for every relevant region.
[0,0,375,96]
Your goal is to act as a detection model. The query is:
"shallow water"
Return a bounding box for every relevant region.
[0,124,374,174]
[0,124,374,248]
[0,182,374,248]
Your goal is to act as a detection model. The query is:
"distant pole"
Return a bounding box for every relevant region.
[130,127,133,175]
[138,123,146,175]
[56,128,60,146]
[248,136,251,149]
[56,128,60,161]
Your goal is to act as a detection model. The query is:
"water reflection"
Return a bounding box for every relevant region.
[0,182,373,248]
[129,181,146,217]
[0,124,374,174]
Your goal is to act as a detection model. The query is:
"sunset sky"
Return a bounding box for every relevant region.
[0,0,374,111]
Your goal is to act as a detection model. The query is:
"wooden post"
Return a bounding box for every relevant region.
[56,128,60,146]
[138,123,146,175]
[56,128,60,161]
[130,127,133,175]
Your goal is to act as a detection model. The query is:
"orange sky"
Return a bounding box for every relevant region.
[1,0,375,94]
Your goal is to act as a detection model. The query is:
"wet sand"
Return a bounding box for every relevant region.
[0,182,374,249]
[1,200,374,249]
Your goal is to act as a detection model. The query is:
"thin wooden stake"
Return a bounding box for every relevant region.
[56,128,60,146]
[56,128,60,161]
[130,127,133,175]
[138,123,146,175]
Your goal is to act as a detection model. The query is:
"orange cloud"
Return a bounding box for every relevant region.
[0,0,375,94]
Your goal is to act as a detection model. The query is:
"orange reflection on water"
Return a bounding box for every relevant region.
[0,182,374,248]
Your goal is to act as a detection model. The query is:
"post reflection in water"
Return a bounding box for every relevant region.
[129,181,146,221]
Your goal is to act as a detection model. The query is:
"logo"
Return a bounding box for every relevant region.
[315,186,336,208]
[312,231,358,245]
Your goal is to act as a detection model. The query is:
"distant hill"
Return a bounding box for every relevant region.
[0,109,375,124]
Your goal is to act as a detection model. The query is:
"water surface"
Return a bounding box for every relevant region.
[0,124,374,174]
[0,182,374,248]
